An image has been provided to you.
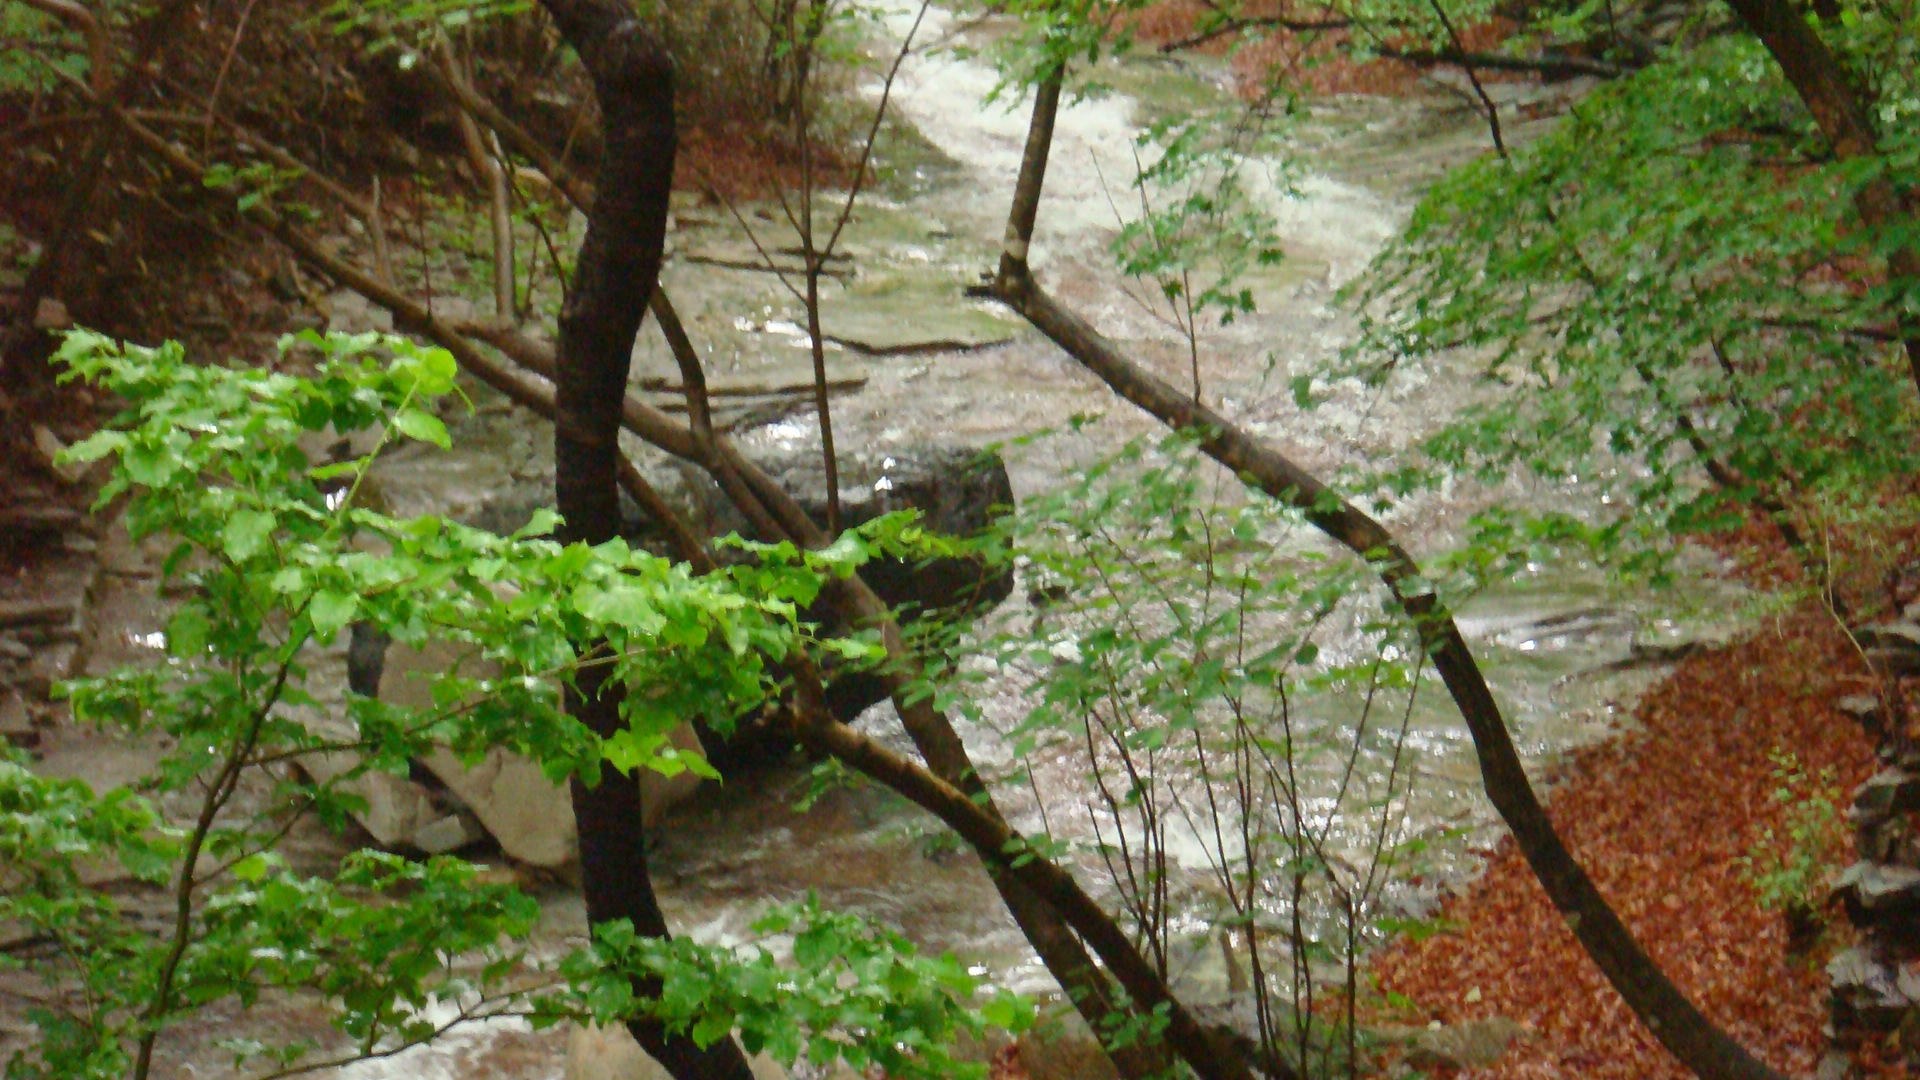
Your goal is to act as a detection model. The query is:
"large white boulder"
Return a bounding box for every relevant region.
[563,1024,790,1080]
[376,638,708,867]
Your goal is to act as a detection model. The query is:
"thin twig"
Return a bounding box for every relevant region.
[201,0,262,150]
[1425,0,1506,157]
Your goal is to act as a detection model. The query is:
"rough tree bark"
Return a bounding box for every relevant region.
[1720,0,1920,395]
[984,67,1787,1080]
[533,4,753,1079]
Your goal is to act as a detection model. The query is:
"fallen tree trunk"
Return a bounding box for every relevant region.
[984,65,1787,1080]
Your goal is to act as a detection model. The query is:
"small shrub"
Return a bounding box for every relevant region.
[1739,749,1843,951]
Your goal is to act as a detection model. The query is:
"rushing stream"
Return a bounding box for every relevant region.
[99,8,1748,1077]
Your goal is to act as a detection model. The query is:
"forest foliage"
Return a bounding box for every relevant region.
[3,330,1024,1080]
[1,0,1917,1076]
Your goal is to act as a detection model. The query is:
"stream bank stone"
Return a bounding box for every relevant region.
[337,636,708,868]
[1859,621,1920,678]
[462,443,1014,630]
[1825,681,1920,1068]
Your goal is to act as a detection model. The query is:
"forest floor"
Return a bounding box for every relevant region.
[1368,604,1886,1078]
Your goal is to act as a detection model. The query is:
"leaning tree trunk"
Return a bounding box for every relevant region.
[986,66,1786,1080]
[536,4,753,1079]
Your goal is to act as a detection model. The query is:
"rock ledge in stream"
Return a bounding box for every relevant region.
[339,443,1015,868]
[449,442,1015,761]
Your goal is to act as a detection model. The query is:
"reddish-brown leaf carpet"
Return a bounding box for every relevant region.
[1371,614,1880,1078]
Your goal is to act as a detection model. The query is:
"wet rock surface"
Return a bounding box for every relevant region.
[327,442,1014,866]
[0,511,96,762]
[461,441,1015,616]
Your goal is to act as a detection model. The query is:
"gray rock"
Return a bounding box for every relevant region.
[1836,695,1888,747]
[1835,862,1920,931]
[1836,862,1920,906]
[410,811,488,855]
[0,505,84,542]
[284,649,486,858]
[324,289,394,334]
[1859,622,1920,651]
[1855,809,1912,864]
[1817,1049,1854,1080]
[416,744,577,862]
[32,297,71,330]
[23,641,78,697]
[31,426,88,486]
[1829,947,1911,1030]
[292,736,446,853]
[1836,695,1884,721]
[34,743,156,793]
[1861,623,1920,677]
[1854,768,1920,821]
[0,597,80,630]
[0,693,35,748]
[1405,1017,1528,1072]
[96,517,154,578]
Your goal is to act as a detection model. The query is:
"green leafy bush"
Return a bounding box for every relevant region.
[0,329,1025,1079]
[1345,30,1920,578]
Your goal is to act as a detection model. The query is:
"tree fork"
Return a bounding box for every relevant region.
[986,65,1786,1080]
